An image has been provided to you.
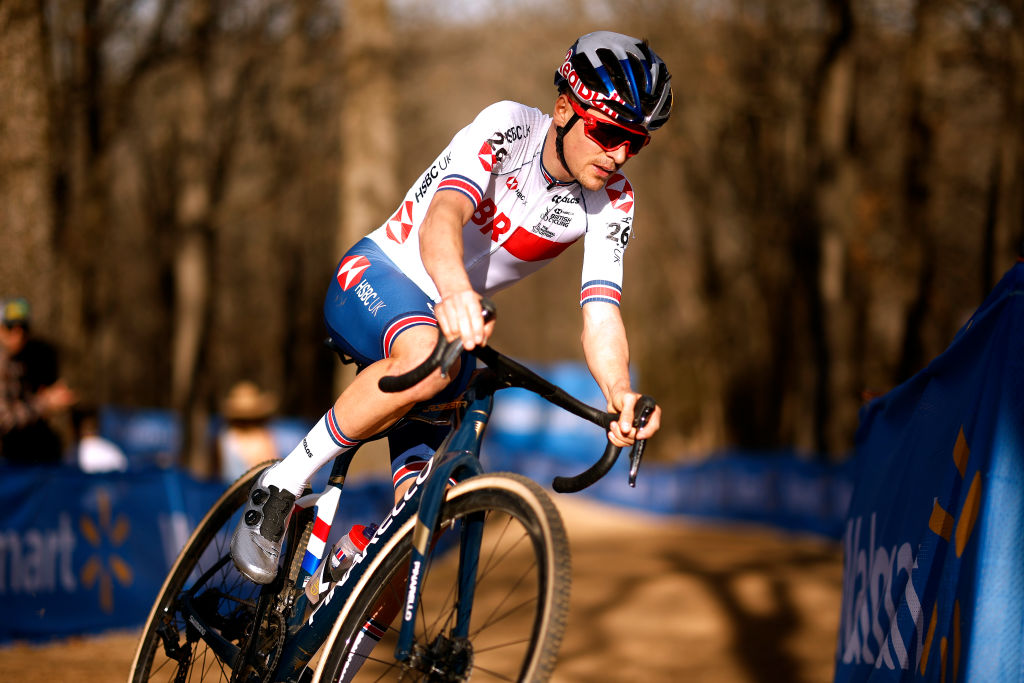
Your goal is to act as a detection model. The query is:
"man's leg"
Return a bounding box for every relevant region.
[231,326,458,583]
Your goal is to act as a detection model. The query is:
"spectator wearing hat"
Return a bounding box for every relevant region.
[0,297,77,464]
[217,381,280,482]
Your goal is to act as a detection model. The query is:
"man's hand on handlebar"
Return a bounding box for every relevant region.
[607,390,662,447]
[435,290,495,351]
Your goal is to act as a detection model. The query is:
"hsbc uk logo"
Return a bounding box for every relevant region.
[337,255,370,291]
[387,200,414,244]
[605,173,634,212]
[504,175,526,203]
[354,280,386,317]
[478,142,496,172]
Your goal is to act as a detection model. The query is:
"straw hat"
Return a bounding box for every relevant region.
[222,381,277,421]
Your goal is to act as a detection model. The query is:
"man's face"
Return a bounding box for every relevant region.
[0,323,27,354]
[554,94,648,192]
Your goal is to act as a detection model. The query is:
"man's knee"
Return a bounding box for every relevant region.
[387,327,459,400]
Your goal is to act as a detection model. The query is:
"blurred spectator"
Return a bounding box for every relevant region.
[217,381,279,482]
[71,404,128,473]
[0,297,76,465]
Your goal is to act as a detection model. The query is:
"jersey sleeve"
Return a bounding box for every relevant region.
[435,101,538,211]
[580,172,636,308]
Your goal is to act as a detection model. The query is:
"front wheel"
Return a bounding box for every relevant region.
[315,473,571,682]
[129,463,275,682]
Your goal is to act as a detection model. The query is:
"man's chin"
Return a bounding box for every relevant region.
[578,174,609,192]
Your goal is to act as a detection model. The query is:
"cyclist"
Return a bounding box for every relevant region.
[232,31,669,584]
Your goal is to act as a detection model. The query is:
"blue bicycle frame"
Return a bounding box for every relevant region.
[271,380,495,681]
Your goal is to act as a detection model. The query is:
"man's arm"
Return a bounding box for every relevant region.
[581,302,661,447]
[0,354,74,435]
[419,190,494,350]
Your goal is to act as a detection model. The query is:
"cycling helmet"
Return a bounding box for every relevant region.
[554,31,673,131]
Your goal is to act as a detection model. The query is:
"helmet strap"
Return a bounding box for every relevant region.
[552,113,580,187]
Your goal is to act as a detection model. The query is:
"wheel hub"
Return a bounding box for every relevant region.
[407,633,474,682]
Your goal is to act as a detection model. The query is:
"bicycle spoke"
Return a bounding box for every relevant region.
[318,475,569,682]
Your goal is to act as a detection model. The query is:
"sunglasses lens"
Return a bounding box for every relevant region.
[568,98,650,157]
[587,122,648,156]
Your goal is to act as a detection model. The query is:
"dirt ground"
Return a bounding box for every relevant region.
[0,496,843,682]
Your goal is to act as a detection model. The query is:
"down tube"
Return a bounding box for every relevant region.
[274,478,428,681]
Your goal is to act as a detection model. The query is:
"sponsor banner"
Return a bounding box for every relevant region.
[0,466,222,642]
[482,443,852,538]
[0,466,394,643]
[98,408,307,470]
[834,261,1024,682]
[483,363,852,538]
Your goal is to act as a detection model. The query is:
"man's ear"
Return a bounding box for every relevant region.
[553,94,573,127]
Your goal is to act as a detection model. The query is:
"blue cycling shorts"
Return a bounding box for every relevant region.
[323,238,439,366]
[323,238,473,467]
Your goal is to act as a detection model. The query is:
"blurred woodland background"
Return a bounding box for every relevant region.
[1,0,1022,471]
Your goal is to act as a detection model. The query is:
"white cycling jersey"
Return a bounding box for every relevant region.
[366,100,636,308]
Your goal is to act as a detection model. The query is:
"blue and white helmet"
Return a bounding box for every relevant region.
[554,31,673,131]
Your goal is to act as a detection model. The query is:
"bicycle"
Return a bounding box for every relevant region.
[129,300,656,682]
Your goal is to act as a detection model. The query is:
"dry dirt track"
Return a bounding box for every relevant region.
[0,497,843,682]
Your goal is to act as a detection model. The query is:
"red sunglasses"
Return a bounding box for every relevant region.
[568,97,650,158]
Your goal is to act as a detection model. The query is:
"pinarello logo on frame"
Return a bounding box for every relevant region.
[336,255,371,291]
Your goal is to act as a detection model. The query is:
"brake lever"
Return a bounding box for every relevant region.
[627,396,656,488]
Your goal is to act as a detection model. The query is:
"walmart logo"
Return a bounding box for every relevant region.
[79,488,133,613]
[838,424,982,676]
[919,427,982,681]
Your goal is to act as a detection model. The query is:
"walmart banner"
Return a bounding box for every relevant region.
[0,466,396,643]
[0,466,224,642]
[834,260,1024,682]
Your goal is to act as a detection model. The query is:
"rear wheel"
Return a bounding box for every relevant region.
[129,463,280,682]
[316,473,571,682]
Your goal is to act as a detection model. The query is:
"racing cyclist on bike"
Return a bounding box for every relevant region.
[232,30,670,586]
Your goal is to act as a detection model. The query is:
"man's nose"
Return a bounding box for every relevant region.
[608,144,629,166]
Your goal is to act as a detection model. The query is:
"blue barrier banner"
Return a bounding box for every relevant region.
[0,466,223,642]
[484,363,853,538]
[99,406,182,468]
[482,442,852,538]
[834,261,1024,682]
[0,465,396,643]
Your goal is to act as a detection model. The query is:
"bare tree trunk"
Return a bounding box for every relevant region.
[808,0,859,455]
[334,0,399,472]
[0,0,56,324]
[336,0,399,395]
[896,0,941,381]
[171,0,219,475]
[1003,2,1024,265]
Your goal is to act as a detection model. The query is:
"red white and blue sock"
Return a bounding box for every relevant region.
[264,407,360,496]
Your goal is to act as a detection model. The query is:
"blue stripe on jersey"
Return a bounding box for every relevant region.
[580,279,622,307]
[437,174,483,208]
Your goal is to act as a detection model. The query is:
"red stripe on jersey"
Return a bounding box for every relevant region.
[501,228,577,262]
[581,285,622,303]
[437,177,482,206]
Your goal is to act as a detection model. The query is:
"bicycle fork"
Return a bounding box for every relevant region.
[393,400,491,661]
